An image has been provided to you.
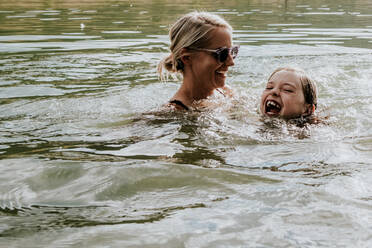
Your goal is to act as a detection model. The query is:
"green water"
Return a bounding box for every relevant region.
[0,0,371,247]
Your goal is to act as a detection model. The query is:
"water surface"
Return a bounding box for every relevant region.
[0,0,372,247]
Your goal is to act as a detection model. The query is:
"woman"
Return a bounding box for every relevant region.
[158,11,239,110]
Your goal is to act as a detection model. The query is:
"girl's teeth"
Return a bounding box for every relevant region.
[267,100,280,108]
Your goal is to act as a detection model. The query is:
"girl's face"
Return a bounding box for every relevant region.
[188,27,235,91]
[260,70,309,119]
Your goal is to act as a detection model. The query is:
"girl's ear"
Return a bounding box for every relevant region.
[304,104,315,116]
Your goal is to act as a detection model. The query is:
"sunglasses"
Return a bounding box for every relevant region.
[188,45,239,63]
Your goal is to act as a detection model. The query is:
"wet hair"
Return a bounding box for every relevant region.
[157,11,232,80]
[268,67,318,109]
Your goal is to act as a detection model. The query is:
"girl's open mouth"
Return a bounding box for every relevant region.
[265,100,281,116]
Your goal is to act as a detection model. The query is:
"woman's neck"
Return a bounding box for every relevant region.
[173,78,214,104]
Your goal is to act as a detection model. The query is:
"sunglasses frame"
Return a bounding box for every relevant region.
[188,45,239,63]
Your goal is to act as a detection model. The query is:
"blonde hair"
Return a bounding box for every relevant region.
[157,11,232,80]
[268,67,318,109]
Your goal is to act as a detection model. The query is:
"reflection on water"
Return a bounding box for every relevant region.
[0,0,372,247]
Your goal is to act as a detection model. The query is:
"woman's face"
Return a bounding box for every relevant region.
[260,70,309,119]
[188,27,235,90]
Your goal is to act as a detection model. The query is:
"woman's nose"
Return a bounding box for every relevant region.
[225,53,235,66]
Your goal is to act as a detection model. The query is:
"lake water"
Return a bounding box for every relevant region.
[0,0,371,247]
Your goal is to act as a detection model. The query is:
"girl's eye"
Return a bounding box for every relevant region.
[284,89,294,92]
[265,87,273,90]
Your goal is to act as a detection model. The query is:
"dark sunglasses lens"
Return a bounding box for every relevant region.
[231,46,239,58]
[219,48,229,62]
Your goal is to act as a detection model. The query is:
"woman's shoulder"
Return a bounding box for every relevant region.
[168,99,189,110]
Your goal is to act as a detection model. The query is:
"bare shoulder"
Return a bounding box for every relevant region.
[165,100,190,111]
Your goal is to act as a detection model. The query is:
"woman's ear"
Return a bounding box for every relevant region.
[180,48,192,65]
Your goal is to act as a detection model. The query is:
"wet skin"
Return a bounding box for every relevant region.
[260,70,310,119]
[184,27,235,96]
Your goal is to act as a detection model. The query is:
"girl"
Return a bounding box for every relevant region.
[260,67,318,123]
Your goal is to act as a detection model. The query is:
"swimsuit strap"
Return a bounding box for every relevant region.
[169,100,189,110]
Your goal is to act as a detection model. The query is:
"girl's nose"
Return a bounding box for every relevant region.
[271,87,280,96]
